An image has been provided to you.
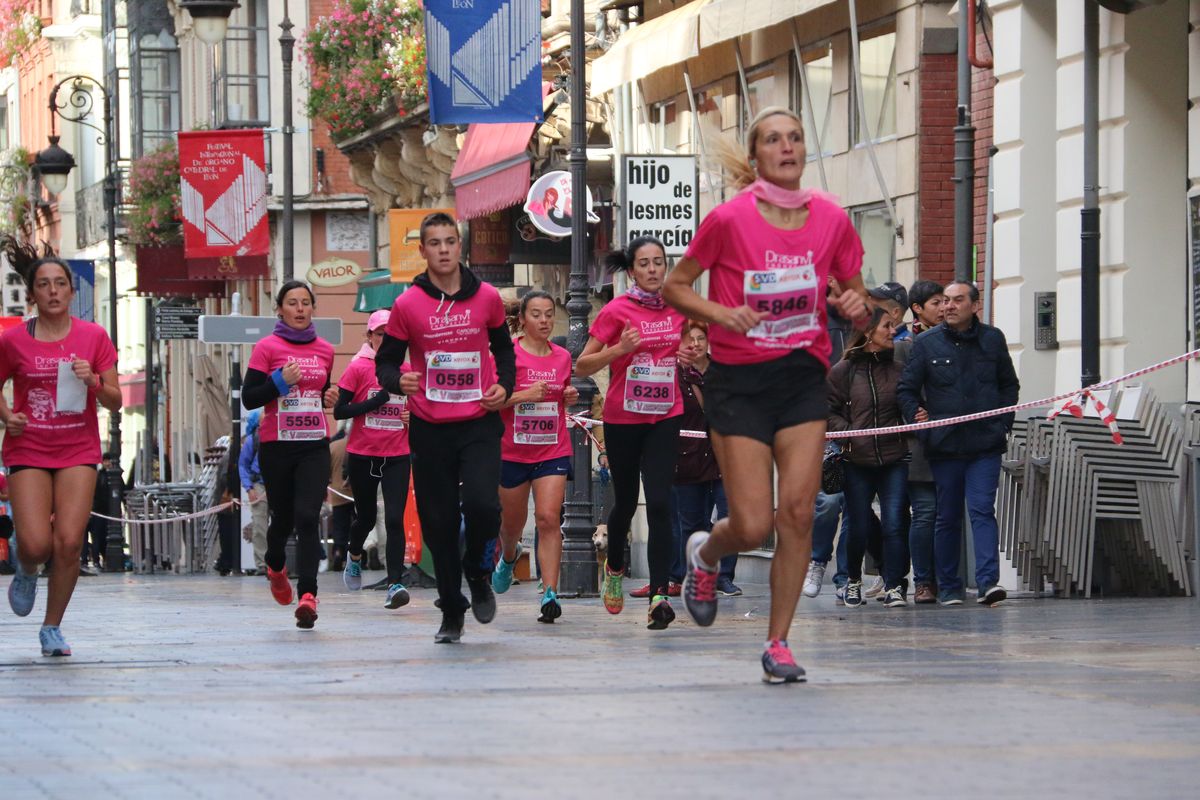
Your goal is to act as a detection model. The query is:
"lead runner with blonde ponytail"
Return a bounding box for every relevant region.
[663,107,870,683]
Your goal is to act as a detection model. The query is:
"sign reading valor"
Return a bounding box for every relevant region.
[620,155,699,258]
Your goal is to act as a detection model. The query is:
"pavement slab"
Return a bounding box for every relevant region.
[1,572,1198,798]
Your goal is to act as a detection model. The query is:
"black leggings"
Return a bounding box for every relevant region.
[408,413,503,613]
[347,453,411,584]
[260,439,330,597]
[604,417,682,599]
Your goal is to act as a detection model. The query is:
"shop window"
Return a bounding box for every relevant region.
[853,25,896,145]
[853,204,896,287]
[216,0,270,128]
[799,42,834,156]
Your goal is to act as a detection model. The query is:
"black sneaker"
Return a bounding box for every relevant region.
[435,609,465,643]
[715,576,743,596]
[844,580,864,607]
[467,577,497,624]
[647,594,676,630]
[978,585,1007,606]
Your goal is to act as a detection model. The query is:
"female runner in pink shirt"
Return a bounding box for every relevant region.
[491,291,578,623]
[577,237,692,630]
[0,237,120,657]
[663,107,869,682]
[242,281,336,629]
[333,308,413,609]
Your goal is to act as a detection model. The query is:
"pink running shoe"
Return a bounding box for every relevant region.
[295,593,319,629]
[761,640,807,684]
[267,567,294,606]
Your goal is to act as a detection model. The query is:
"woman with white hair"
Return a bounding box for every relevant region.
[663,106,869,683]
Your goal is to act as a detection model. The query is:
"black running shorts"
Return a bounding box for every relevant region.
[704,349,828,446]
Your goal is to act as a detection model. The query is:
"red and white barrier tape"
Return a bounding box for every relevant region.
[568,347,1200,446]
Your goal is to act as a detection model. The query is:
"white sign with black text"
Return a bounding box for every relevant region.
[621,155,699,258]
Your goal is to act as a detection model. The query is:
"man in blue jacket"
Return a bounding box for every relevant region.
[897,281,1019,606]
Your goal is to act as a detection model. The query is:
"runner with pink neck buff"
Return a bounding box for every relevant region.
[663,106,870,683]
[577,236,694,630]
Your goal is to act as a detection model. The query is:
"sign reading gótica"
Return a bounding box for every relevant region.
[306,258,363,288]
[621,155,699,257]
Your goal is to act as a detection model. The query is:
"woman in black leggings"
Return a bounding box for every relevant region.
[242,281,336,629]
[333,309,412,609]
[577,236,691,629]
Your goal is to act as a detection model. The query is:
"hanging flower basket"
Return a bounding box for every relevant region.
[304,0,428,140]
[126,142,183,247]
[0,2,41,70]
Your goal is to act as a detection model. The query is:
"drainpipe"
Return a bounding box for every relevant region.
[953,0,976,283]
[1081,0,1101,388]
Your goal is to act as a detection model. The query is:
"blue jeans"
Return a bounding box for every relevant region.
[671,481,734,582]
[811,491,850,588]
[843,462,910,589]
[929,454,1003,598]
[908,481,937,586]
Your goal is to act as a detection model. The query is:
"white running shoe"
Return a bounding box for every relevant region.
[864,575,886,598]
[802,560,826,598]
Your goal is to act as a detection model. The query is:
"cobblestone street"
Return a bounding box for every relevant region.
[2,572,1198,799]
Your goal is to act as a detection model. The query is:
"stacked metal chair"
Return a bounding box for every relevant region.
[999,386,1191,597]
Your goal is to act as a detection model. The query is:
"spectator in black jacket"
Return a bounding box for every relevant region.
[897,281,1019,607]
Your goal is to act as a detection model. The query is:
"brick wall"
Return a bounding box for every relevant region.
[917,52,956,288]
[972,35,994,282]
[306,0,369,197]
[917,34,994,291]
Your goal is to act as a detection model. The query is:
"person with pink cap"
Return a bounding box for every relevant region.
[332,308,413,610]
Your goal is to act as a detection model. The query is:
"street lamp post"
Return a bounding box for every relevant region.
[559,0,599,597]
[35,77,125,571]
[179,0,294,281]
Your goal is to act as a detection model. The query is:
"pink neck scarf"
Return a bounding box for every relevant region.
[354,343,376,360]
[740,178,814,209]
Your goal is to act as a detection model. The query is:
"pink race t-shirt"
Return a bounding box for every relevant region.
[339,356,410,458]
[685,193,863,368]
[0,318,117,469]
[386,281,506,424]
[501,340,573,464]
[247,334,335,444]
[590,295,684,425]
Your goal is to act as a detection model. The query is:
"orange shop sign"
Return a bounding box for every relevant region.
[306,258,363,287]
[388,208,455,283]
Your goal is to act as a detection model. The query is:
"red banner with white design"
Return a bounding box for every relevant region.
[178,130,269,258]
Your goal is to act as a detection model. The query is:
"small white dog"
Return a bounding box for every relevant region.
[592,524,609,583]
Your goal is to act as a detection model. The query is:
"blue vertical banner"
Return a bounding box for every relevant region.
[424,0,544,124]
[68,259,95,322]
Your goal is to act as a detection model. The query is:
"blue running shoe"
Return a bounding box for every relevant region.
[491,542,522,594]
[343,557,362,591]
[538,588,562,624]
[39,625,71,657]
[384,583,410,609]
[8,567,37,617]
